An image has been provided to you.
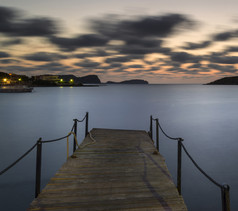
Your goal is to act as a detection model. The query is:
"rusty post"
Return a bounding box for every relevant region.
[35,138,42,198]
[177,139,182,195]
[221,184,230,211]
[73,119,77,152]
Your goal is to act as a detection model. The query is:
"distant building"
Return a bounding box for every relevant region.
[1,78,11,85]
[34,75,60,82]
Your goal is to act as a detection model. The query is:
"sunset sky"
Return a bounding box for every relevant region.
[0,0,238,83]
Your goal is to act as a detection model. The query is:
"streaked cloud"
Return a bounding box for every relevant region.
[0,51,10,58]
[0,4,238,83]
[182,41,212,50]
[23,52,68,61]
[49,34,109,51]
[0,6,58,37]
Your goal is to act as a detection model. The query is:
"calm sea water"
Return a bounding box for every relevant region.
[0,85,237,211]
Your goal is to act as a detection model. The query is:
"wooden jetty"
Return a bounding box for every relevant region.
[28,128,187,211]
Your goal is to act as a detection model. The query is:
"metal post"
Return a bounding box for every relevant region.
[73,119,77,152]
[221,184,230,211]
[85,112,89,138]
[149,115,153,139]
[35,138,42,198]
[156,119,159,151]
[177,139,182,195]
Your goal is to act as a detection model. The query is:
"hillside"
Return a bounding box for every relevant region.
[206,76,238,85]
[0,72,101,85]
[106,79,149,84]
[58,74,101,84]
[1,71,150,85]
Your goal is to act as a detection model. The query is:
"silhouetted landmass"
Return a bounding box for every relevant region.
[1,71,149,86]
[0,71,101,86]
[106,79,149,84]
[58,74,101,84]
[32,79,59,86]
[80,75,101,84]
[206,76,238,85]
[0,72,10,78]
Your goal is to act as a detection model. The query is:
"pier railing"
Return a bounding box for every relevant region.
[0,112,89,198]
[149,115,230,211]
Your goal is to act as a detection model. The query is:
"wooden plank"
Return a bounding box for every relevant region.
[28,128,187,211]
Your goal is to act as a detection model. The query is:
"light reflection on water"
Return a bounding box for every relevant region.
[0,85,237,210]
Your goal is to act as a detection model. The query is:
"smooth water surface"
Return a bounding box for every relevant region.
[0,85,237,210]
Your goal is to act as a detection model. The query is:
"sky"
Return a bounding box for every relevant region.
[0,0,238,84]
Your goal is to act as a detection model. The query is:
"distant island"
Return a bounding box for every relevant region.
[106,79,148,84]
[206,76,238,85]
[0,71,149,86]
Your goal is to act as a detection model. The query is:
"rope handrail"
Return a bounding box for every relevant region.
[157,120,183,141]
[0,113,89,198]
[41,133,72,144]
[74,113,88,122]
[181,142,223,188]
[0,121,78,175]
[150,115,230,210]
[154,117,223,188]
[0,142,37,175]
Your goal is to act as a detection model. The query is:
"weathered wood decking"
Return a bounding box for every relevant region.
[29,128,187,211]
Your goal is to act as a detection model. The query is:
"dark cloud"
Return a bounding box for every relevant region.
[108,63,123,68]
[74,59,101,68]
[23,52,68,61]
[0,51,10,58]
[0,6,58,37]
[105,56,133,63]
[209,52,227,57]
[37,62,64,68]
[75,50,109,58]
[0,6,18,33]
[127,64,143,68]
[225,46,238,52]
[148,67,160,72]
[213,30,238,41]
[111,37,169,56]
[49,34,109,51]
[0,58,19,64]
[51,13,190,54]
[1,38,22,46]
[166,67,199,74]
[208,63,237,73]
[0,65,36,73]
[170,52,202,63]
[0,63,73,74]
[112,68,128,73]
[91,14,194,39]
[74,53,96,59]
[210,55,238,64]
[36,62,69,72]
[125,38,162,48]
[95,49,110,57]
[188,63,202,68]
[182,41,212,50]
[118,45,171,55]
[15,18,58,37]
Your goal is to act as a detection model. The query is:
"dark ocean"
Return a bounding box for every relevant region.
[0,85,237,210]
